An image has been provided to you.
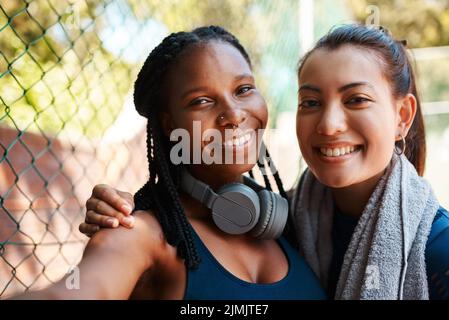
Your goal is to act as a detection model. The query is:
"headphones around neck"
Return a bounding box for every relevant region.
[181,170,288,239]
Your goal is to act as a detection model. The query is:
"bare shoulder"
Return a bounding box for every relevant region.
[132,210,165,239]
[85,209,168,266]
[133,210,180,261]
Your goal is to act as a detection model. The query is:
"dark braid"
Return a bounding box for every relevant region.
[262,146,297,248]
[264,147,288,200]
[132,26,252,269]
[256,152,272,191]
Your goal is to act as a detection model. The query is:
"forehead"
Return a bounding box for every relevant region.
[166,41,251,86]
[299,45,388,89]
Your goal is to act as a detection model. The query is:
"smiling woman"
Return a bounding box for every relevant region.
[12,25,326,300]
[293,24,449,300]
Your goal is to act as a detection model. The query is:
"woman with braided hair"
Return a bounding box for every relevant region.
[14,26,326,300]
[81,24,449,300]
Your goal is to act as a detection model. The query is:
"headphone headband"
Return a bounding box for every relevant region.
[180,169,288,238]
[181,170,218,209]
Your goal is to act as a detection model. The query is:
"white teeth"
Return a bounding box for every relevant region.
[320,146,359,157]
[223,133,252,147]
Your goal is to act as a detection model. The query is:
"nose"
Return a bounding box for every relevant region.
[216,98,247,128]
[316,103,348,136]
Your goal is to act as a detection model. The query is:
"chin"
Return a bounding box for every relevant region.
[228,162,257,175]
[208,162,256,176]
[314,173,353,189]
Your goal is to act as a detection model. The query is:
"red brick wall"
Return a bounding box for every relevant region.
[0,125,147,298]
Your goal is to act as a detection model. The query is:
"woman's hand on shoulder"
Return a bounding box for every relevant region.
[79,184,135,237]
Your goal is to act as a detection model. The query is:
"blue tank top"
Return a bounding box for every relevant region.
[183,225,327,300]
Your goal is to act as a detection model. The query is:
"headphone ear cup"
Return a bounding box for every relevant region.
[250,189,273,239]
[212,183,260,234]
[251,190,288,239]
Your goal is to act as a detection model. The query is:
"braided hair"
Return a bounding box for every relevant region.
[133,26,291,269]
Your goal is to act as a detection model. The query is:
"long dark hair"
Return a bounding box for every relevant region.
[133,26,289,269]
[298,24,426,176]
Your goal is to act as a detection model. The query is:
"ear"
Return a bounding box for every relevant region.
[396,93,417,140]
[159,112,175,137]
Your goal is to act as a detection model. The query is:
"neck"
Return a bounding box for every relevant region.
[183,165,245,220]
[180,191,211,220]
[188,165,244,190]
[331,169,385,219]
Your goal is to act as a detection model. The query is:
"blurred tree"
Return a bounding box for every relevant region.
[0,0,133,138]
[347,0,449,48]
[2,0,291,135]
[126,0,263,62]
[1,0,309,133]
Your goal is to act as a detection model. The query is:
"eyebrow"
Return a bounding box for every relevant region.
[235,73,254,82]
[337,82,374,92]
[298,82,374,94]
[181,86,210,99]
[298,84,321,93]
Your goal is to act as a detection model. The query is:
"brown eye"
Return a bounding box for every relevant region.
[346,97,371,105]
[190,98,210,106]
[298,99,321,110]
[237,85,253,95]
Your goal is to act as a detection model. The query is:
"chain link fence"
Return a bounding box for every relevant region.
[0,0,152,298]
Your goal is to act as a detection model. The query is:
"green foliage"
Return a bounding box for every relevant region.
[1,0,134,138]
[346,0,449,104]
[1,0,304,132]
[347,0,449,48]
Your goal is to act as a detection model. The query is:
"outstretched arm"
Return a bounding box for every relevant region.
[14,211,161,300]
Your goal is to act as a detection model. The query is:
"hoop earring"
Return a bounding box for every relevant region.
[395,134,406,156]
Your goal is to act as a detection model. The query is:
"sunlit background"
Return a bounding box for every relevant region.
[1,0,448,298]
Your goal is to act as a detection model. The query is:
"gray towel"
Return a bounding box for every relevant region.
[292,154,439,300]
